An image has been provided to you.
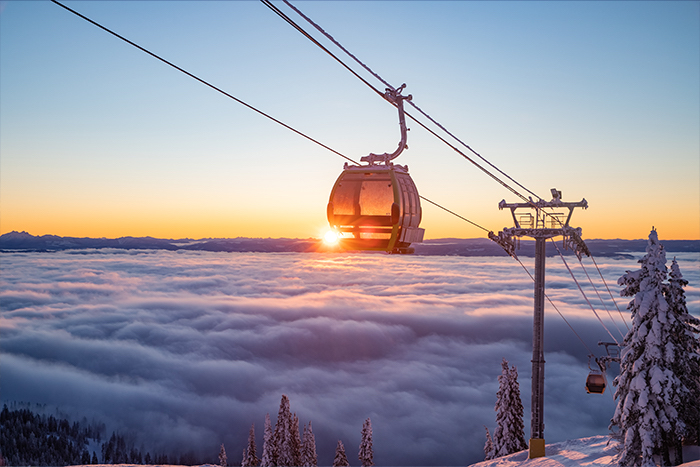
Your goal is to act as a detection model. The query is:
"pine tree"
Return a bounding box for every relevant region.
[291,413,301,467]
[667,257,700,447]
[483,426,495,461]
[274,395,295,467]
[301,422,318,467]
[611,229,688,466]
[333,440,350,467]
[358,418,374,467]
[219,443,228,467]
[242,425,259,467]
[261,414,274,467]
[492,358,527,457]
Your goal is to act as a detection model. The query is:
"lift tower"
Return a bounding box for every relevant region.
[489,188,589,459]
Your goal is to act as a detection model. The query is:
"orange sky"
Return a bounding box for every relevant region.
[1,1,698,241]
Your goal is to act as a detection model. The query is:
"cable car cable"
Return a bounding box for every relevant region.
[267,0,577,237]
[514,257,594,355]
[50,0,492,238]
[278,0,605,248]
[275,0,627,354]
[53,0,616,361]
[550,239,620,345]
[590,255,629,331]
[278,0,543,203]
[49,0,359,167]
[419,196,490,233]
[259,0,385,102]
[544,211,628,332]
[576,256,627,340]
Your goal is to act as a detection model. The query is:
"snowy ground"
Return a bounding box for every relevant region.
[469,436,700,467]
[65,437,700,467]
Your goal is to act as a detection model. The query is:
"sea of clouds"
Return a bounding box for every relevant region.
[1,249,698,466]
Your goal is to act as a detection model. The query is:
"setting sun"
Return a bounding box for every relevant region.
[323,229,339,245]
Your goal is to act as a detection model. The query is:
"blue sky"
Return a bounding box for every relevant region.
[1,1,698,240]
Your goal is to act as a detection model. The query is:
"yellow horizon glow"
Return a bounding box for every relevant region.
[1,209,697,241]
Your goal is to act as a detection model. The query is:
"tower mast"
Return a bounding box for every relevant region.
[489,188,589,459]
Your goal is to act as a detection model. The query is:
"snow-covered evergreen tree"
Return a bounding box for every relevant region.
[667,257,700,447]
[358,418,374,467]
[333,440,350,467]
[483,426,495,460]
[218,443,227,467]
[611,229,688,466]
[273,395,298,467]
[242,424,260,467]
[301,422,318,467]
[492,358,527,457]
[274,396,291,467]
[261,414,274,467]
[291,412,301,467]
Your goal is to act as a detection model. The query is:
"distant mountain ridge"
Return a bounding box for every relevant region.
[1,231,699,257]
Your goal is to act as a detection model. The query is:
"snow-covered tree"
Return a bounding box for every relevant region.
[358,418,374,467]
[611,229,689,466]
[301,422,318,467]
[242,424,260,467]
[483,426,495,461]
[261,414,274,467]
[667,257,700,447]
[274,395,291,466]
[218,443,227,467]
[333,440,350,467]
[492,358,527,457]
[291,412,301,467]
[272,395,300,467]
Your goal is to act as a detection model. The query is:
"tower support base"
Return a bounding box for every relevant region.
[529,438,546,459]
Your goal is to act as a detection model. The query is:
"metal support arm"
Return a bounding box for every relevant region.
[361,84,412,165]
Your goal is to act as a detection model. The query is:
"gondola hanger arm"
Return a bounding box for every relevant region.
[361,84,412,165]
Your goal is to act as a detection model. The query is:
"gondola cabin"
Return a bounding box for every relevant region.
[585,372,606,394]
[327,163,424,253]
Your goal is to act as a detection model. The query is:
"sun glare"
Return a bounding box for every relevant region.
[323,230,339,245]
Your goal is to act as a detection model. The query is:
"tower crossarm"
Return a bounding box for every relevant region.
[499,198,588,229]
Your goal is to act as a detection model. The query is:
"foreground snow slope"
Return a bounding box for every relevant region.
[469,435,700,467]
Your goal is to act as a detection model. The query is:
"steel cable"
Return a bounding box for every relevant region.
[53,0,624,354]
[281,0,543,202]
[550,239,620,345]
[514,256,595,355]
[50,0,492,237]
[50,0,360,167]
[590,255,630,331]
[576,257,627,340]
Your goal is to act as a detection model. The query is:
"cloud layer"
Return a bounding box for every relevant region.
[1,250,698,465]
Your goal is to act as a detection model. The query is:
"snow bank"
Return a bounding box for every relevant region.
[469,436,617,467]
[469,435,700,467]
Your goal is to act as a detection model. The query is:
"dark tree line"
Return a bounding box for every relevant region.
[0,405,99,466]
[0,405,206,466]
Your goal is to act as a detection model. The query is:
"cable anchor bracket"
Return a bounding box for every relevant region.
[489,230,518,259]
